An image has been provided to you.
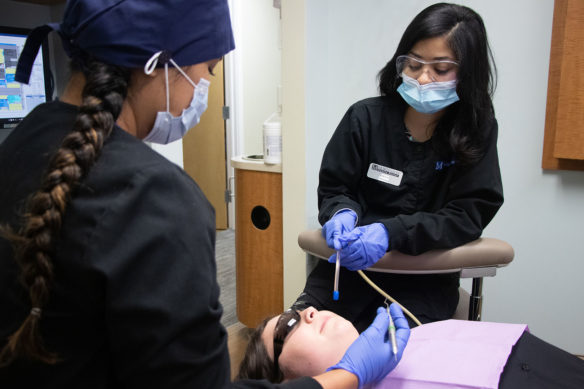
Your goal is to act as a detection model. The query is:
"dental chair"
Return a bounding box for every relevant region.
[297,229,514,321]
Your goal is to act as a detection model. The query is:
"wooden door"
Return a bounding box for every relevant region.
[183,60,228,229]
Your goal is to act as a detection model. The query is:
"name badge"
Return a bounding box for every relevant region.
[366,163,403,186]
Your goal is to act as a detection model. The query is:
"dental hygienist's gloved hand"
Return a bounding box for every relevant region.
[327,304,410,388]
[322,209,357,250]
[330,223,389,271]
[389,302,411,359]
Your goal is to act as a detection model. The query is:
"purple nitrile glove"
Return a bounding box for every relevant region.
[328,223,389,271]
[322,209,357,250]
[327,304,410,388]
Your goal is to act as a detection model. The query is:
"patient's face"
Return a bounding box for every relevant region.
[262,307,359,379]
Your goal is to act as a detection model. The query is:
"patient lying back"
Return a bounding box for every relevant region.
[237,307,584,388]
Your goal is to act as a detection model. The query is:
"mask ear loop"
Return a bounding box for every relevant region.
[168,58,198,89]
[145,51,171,113]
[164,63,170,113]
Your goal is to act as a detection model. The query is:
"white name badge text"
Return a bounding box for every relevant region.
[366,163,403,186]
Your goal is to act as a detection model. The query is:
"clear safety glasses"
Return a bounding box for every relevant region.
[396,55,459,82]
[273,309,300,373]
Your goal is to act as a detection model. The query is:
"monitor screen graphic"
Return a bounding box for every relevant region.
[0,26,52,142]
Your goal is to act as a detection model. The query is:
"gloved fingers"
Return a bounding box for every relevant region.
[370,223,389,241]
[336,209,358,228]
[338,244,366,271]
[341,237,362,256]
[389,303,408,329]
[337,231,358,249]
[389,303,411,350]
[340,237,379,271]
[327,242,360,270]
[376,306,387,317]
[329,306,400,388]
[338,227,364,245]
[341,225,387,266]
[327,252,338,264]
[365,306,390,338]
[328,247,362,270]
[362,223,389,256]
[323,210,358,249]
[321,225,328,239]
[322,220,340,249]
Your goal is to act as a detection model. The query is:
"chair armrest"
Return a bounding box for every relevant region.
[297,229,514,277]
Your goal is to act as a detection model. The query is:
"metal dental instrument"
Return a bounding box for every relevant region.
[385,299,398,361]
[333,251,340,300]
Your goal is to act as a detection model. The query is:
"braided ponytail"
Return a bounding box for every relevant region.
[0,57,130,365]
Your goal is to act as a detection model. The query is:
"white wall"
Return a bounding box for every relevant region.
[239,0,282,156]
[281,0,307,311]
[303,0,584,353]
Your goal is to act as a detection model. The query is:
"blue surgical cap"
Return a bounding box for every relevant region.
[16,0,235,84]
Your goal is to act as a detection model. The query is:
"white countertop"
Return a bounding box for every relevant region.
[231,155,282,173]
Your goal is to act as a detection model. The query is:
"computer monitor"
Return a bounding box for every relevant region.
[0,26,53,143]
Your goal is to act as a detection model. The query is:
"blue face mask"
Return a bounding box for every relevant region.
[143,56,210,145]
[397,73,459,114]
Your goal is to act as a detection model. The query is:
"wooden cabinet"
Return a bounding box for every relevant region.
[232,158,283,328]
[543,0,584,170]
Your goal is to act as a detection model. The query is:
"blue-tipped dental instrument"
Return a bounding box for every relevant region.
[333,251,340,300]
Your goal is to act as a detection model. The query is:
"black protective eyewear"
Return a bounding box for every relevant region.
[273,309,301,373]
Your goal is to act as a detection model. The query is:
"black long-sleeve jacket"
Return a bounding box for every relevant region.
[0,101,320,389]
[318,96,503,255]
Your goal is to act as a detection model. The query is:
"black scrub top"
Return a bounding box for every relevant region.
[294,95,503,331]
[0,101,320,389]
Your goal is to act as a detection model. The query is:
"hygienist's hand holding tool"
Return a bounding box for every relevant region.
[323,210,356,301]
[322,209,357,250]
[330,223,389,271]
[328,304,411,388]
[333,251,340,300]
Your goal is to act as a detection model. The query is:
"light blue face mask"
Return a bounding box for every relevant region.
[143,53,210,144]
[397,73,459,114]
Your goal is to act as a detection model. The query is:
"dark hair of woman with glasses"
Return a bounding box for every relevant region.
[378,2,497,164]
[296,2,505,333]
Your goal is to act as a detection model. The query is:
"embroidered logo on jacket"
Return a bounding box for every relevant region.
[435,160,456,171]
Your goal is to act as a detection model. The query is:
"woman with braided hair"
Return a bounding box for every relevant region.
[0,1,407,388]
[0,57,131,365]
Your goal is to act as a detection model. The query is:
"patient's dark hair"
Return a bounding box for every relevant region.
[0,55,131,366]
[237,316,284,383]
